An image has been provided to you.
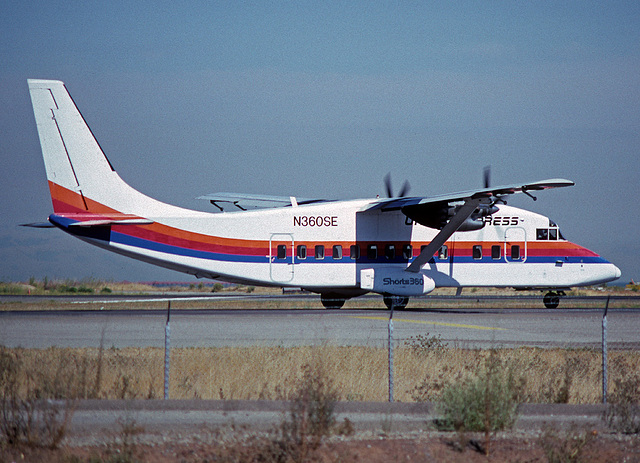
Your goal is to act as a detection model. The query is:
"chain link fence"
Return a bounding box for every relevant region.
[1,295,639,404]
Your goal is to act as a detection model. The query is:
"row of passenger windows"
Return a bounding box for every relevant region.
[276,244,448,261]
[277,243,521,261]
[472,244,521,260]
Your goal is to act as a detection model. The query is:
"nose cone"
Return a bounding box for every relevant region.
[614,265,622,280]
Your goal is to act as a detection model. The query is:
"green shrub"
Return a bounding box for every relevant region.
[436,350,521,456]
[212,283,224,293]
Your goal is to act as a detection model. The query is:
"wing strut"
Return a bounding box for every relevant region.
[406,198,481,273]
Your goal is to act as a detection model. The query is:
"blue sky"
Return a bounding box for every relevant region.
[1,1,638,283]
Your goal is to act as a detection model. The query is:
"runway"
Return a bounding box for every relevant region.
[1,306,638,350]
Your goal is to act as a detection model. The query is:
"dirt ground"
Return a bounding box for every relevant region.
[3,431,640,463]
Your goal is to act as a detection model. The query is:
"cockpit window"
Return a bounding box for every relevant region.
[537,226,565,241]
[546,218,566,240]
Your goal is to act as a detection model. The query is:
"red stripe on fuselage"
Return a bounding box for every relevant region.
[49,181,268,254]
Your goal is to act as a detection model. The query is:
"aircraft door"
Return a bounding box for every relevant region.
[269,233,295,283]
[504,227,527,262]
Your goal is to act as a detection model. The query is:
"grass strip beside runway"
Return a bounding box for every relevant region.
[2,345,638,404]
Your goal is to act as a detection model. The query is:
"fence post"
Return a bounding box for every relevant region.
[602,295,610,404]
[164,300,171,400]
[388,302,394,403]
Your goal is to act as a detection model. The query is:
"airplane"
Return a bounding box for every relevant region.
[25,79,621,310]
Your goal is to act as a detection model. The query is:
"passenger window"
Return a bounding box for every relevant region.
[549,229,558,240]
[438,245,448,259]
[511,245,520,260]
[333,245,342,260]
[537,228,548,240]
[277,244,287,260]
[315,245,325,260]
[491,245,501,260]
[402,244,413,260]
[350,245,360,260]
[367,244,377,260]
[296,245,307,259]
[472,245,482,260]
[385,244,396,259]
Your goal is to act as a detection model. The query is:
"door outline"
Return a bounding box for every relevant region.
[269,233,295,283]
[504,227,527,263]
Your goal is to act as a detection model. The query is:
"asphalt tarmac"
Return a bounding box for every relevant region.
[65,400,611,445]
[1,305,638,349]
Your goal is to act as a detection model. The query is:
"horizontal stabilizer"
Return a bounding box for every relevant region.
[48,212,153,228]
[20,222,55,228]
[68,218,153,227]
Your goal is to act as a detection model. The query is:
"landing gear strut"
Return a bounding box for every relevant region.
[383,295,409,310]
[543,291,564,309]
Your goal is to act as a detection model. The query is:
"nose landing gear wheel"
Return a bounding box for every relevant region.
[543,291,561,309]
[383,295,409,310]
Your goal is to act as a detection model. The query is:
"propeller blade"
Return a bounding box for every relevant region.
[398,180,411,197]
[483,165,491,189]
[384,173,393,198]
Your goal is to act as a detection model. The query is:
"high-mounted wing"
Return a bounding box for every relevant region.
[363,178,574,215]
[363,178,575,273]
[197,192,330,212]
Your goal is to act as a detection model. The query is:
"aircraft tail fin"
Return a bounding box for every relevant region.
[28,79,147,216]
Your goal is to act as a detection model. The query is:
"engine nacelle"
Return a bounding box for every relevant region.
[360,267,436,296]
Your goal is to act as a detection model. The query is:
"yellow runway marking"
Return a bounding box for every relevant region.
[350,316,506,331]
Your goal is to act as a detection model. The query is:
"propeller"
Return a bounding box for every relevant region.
[384,173,411,198]
[476,165,501,218]
[482,165,507,206]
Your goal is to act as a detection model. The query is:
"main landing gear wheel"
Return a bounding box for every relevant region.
[383,295,409,310]
[320,295,345,309]
[543,291,561,309]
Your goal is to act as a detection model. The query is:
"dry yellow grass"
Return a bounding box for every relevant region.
[3,345,639,404]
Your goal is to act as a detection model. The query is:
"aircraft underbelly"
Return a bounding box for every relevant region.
[442,261,613,287]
